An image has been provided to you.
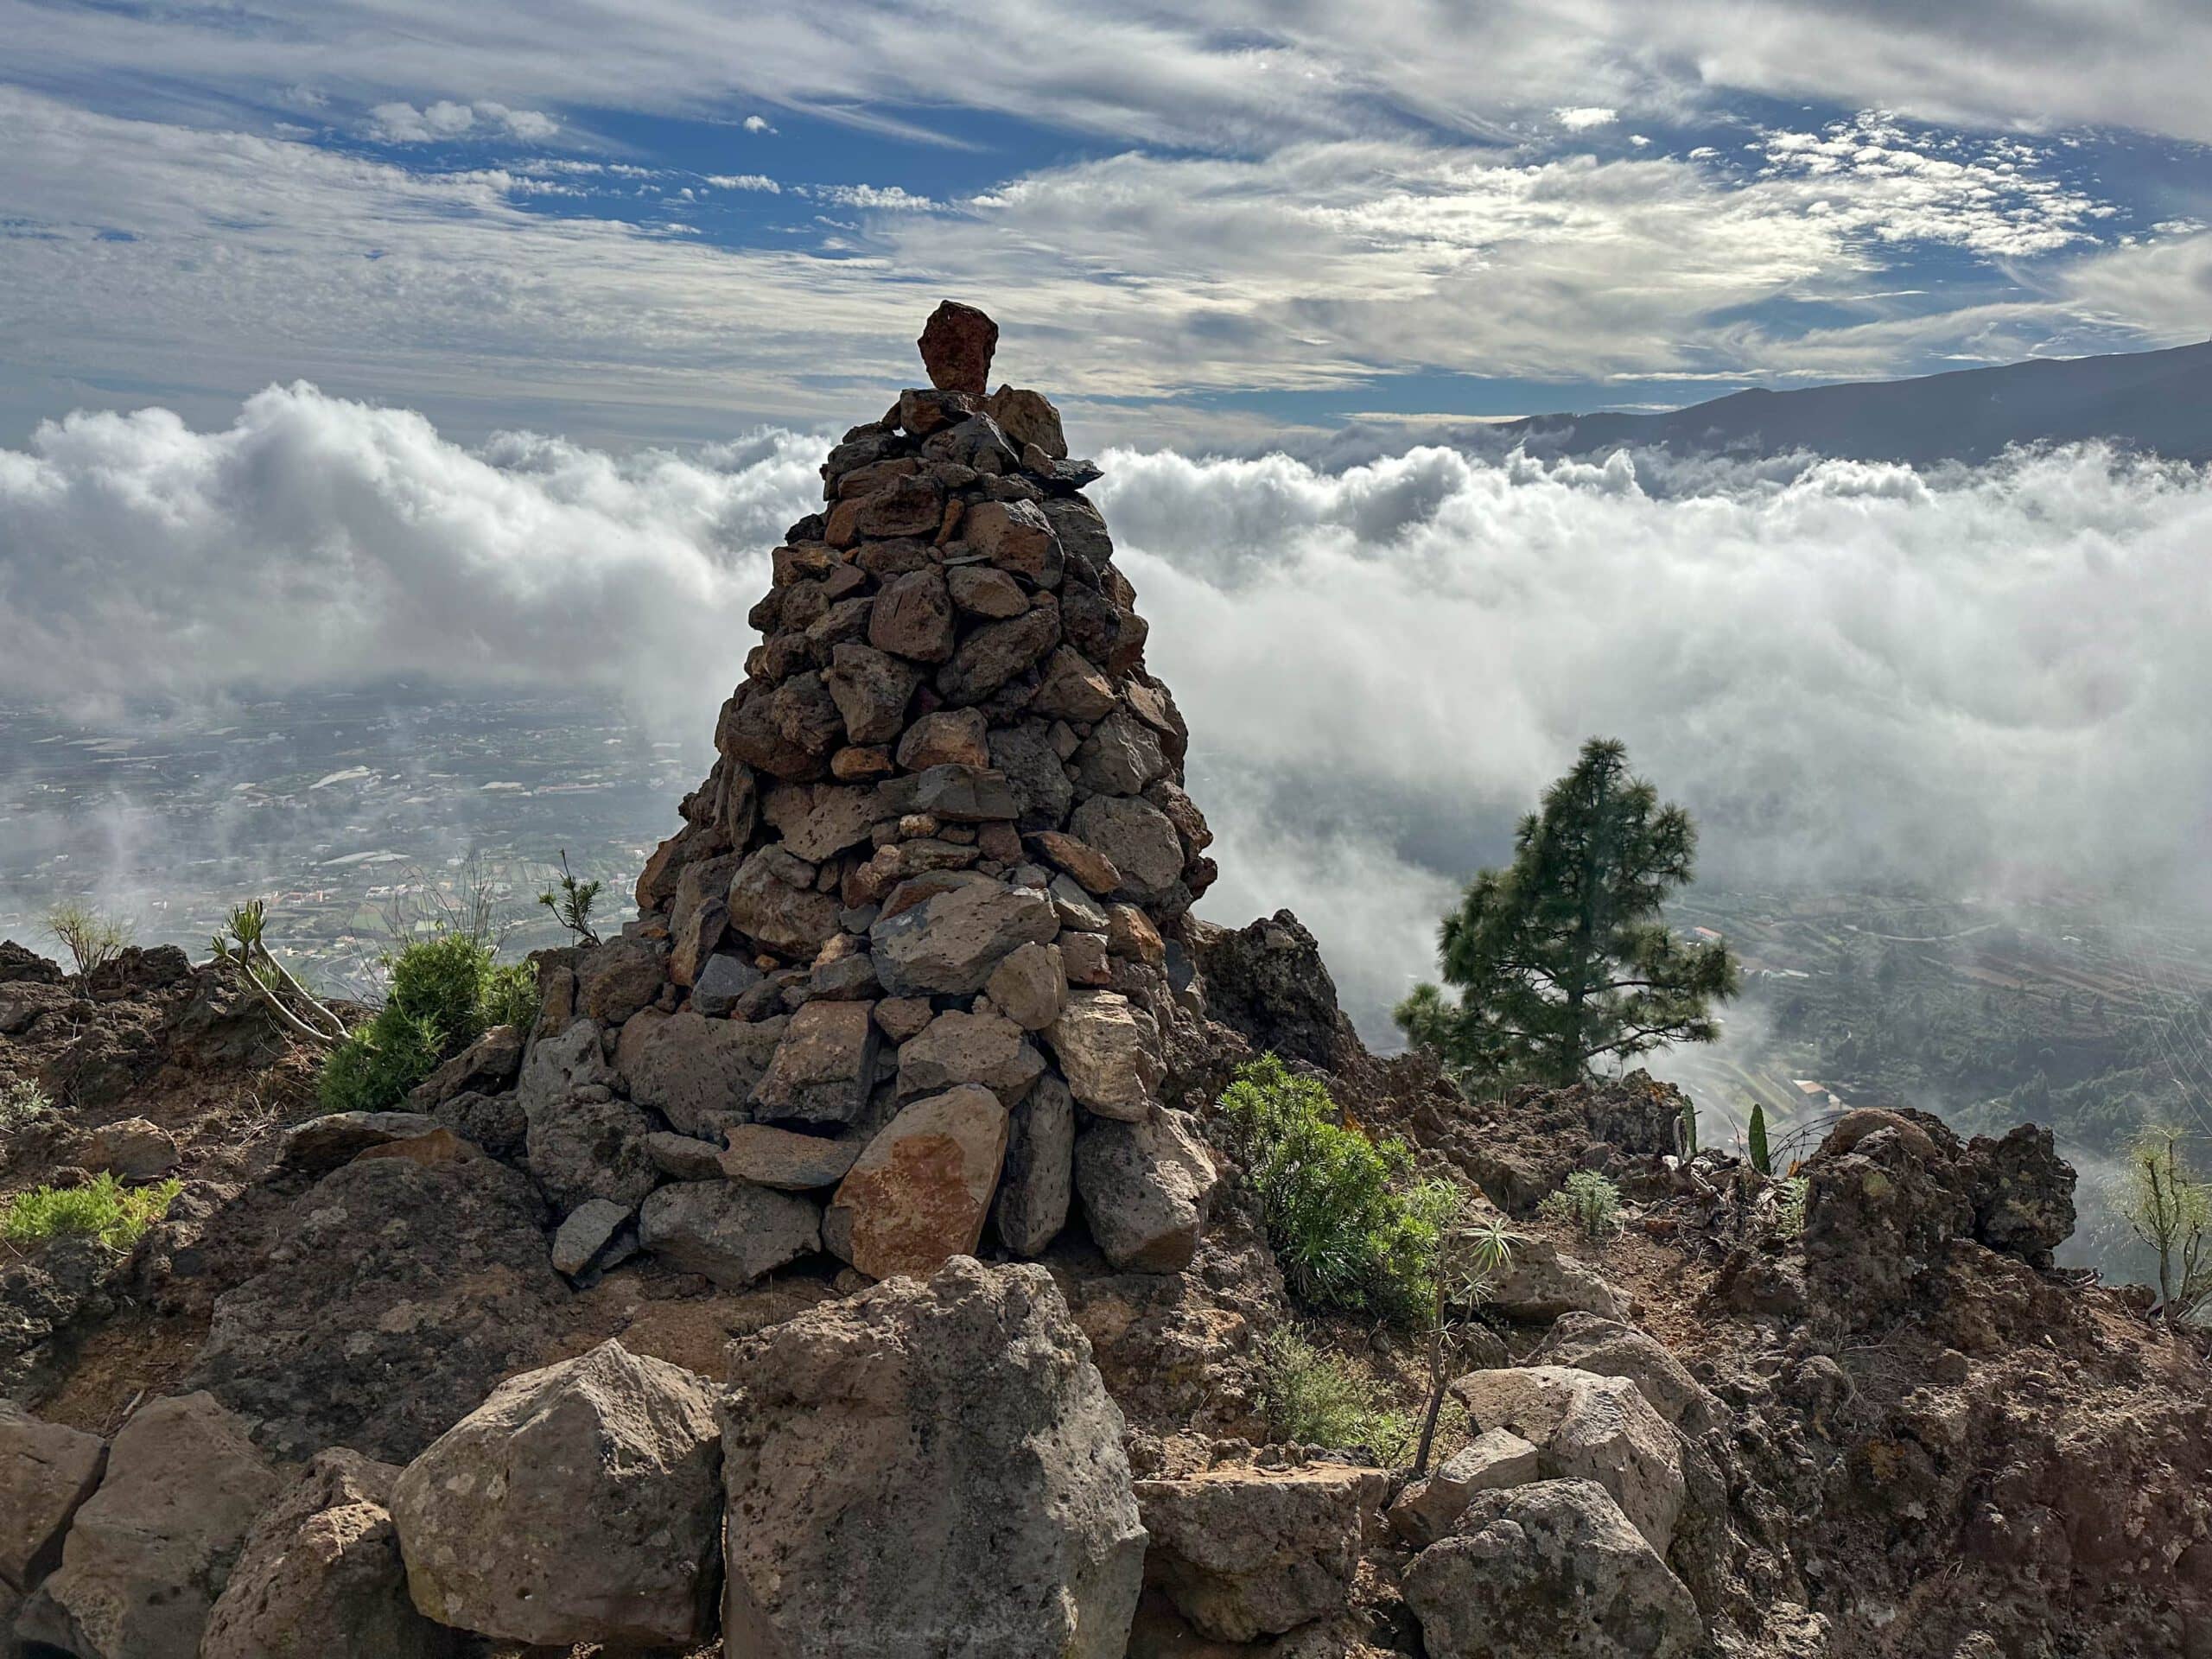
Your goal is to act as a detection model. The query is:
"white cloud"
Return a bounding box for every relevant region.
[742,114,775,134]
[706,173,779,192]
[1556,105,1617,130]
[5,387,2211,1035]
[0,385,817,728]
[807,182,938,210]
[366,97,558,144]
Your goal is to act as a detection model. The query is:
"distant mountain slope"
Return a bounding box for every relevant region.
[1502,340,2212,465]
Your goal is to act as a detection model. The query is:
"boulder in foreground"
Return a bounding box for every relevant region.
[391,1339,723,1649]
[1402,1478,1700,1659]
[721,1257,1145,1657]
[200,1448,457,1659]
[19,1392,282,1659]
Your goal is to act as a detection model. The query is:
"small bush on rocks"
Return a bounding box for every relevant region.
[1,1076,53,1130]
[316,935,535,1114]
[1217,1056,1459,1324]
[3,1173,181,1250]
[480,959,542,1033]
[1258,1328,1421,1465]
[1538,1169,1624,1242]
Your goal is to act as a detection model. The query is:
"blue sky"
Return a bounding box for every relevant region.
[3,1,2209,450]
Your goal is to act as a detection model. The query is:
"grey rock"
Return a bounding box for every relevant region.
[870,877,1058,995]
[391,1342,723,1649]
[23,1393,282,1659]
[721,1258,1144,1658]
[1485,1235,1626,1323]
[200,1449,457,1659]
[1134,1462,1378,1642]
[617,1008,786,1140]
[525,1087,660,1211]
[989,721,1075,831]
[1050,874,1109,932]
[690,951,765,1018]
[1073,1109,1217,1272]
[985,940,1066,1031]
[639,1181,822,1288]
[936,602,1060,706]
[896,1007,1046,1103]
[1447,1366,1684,1555]
[749,1000,880,1126]
[550,1198,638,1280]
[515,1015,615,1114]
[1388,1428,1543,1548]
[187,1155,566,1463]
[823,642,921,744]
[1071,711,1167,798]
[1529,1313,1723,1433]
[721,1123,862,1190]
[0,1405,105,1593]
[1070,794,1185,907]
[430,1090,526,1162]
[1402,1479,1700,1659]
[880,762,1020,823]
[992,1074,1074,1256]
[645,1130,727,1180]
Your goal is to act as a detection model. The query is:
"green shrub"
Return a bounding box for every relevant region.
[317,1011,444,1116]
[315,934,534,1115]
[1258,1329,1420,1464]
[43,900,131,981]
[480,960,541,1033]
[1217,1056,1458,1324]
[1,1077,53,1130]
[387,933,495,1051]
[3,1174,181,1250]
[1536,1169,1624,1242]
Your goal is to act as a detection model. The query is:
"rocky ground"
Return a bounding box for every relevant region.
[3,306,2209,1659]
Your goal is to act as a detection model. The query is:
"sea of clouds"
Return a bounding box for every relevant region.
[5,383,2210,1034]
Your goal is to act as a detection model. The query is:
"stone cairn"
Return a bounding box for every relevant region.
[532,302,1222,1288]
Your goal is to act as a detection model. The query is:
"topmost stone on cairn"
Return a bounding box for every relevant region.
[918,300,1001,397]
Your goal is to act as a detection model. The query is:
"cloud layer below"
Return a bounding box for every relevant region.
[5,384,2209,1030]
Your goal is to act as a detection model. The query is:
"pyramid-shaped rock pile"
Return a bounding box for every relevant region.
[526,302,1221,1287]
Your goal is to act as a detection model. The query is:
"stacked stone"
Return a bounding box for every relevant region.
[530,302,1220,1290]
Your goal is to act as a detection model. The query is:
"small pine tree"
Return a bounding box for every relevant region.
[1748,1103,1771,1175]
[1397,739,1739,1086]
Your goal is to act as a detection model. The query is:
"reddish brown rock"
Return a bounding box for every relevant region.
[983,386,1068,459]
[896,708,990,772]
[1027,830,1121,896]
[964,499,1060,583]
[917,301,1000,397]
[868,569,957,664]
[946,565,1029,619]
[826,1086,1009,1279]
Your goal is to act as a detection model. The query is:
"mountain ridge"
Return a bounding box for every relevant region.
[1493,339,2212,466]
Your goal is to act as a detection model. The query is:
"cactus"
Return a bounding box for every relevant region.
[1749,1103,1771,1175]
[1678,1096,1699,1159]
